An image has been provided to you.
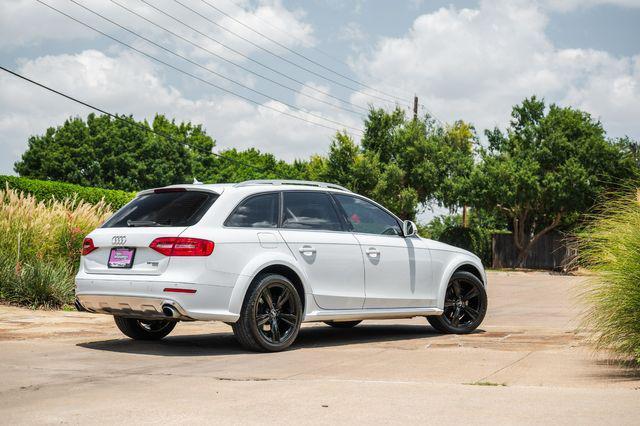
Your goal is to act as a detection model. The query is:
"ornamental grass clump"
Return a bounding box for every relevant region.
[0,185,112,308]
[578,190,640,363]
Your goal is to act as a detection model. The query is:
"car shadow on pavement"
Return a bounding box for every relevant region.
[77,323,481,356]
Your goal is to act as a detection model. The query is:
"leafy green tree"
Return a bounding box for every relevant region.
[201,148,305,183]
[321,109,476,220]
[469,96,638,265]
[15,113,216,191]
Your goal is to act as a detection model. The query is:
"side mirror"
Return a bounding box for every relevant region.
[402,220,417,237]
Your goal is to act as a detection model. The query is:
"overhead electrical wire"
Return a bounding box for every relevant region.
[0,65,279,176]
[200,0,412,104]
[67,0,362,133]
[170,0,405,107]
[213,1,445,123]
[137,0,369,115]
[220,0,416,101]
[40,0,362,135]
[110,0,365,117]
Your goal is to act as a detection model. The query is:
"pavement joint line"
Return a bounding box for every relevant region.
[283,348,390,380]
[475,351,534,383]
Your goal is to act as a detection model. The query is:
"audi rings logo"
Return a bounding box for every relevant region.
[111,235,127,246]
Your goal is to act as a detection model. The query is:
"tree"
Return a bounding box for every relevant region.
[200,147,305,183]
[321,109,476,220]
[15,113,216,191]
[469,96,638,265]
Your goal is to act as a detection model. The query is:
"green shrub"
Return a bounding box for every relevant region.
[0,175,134,209]
[420,214,494,265]
[0,258,75,309]
[438,226,492,266]
[578,190,640,363]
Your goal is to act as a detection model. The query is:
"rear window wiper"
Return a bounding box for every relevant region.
[126,220,170,227]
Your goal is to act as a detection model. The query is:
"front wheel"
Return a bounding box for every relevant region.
[232,274,303,352]
[114,317,176,340]
[427,271,487,334]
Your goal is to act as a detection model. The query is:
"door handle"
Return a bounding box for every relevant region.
[365,247,380,258]
[299,245,316,256]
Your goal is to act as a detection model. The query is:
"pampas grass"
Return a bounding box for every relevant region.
[0,185,112,308]
[578,189,640,363]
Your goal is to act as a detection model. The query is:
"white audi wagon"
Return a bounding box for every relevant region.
[76,180,487,351]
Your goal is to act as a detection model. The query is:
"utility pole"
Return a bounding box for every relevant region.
[413,95,418,120]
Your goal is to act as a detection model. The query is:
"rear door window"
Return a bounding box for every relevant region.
[103,190,217,228]
[282,191,343,231]
[225,193,279,228]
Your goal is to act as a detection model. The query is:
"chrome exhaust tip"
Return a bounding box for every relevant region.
[162,304,180,318]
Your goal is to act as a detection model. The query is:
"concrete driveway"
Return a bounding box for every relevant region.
[0,271,638,424]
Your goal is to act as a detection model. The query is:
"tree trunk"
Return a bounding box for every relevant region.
[512,212,563,268]
[462,205,468,228]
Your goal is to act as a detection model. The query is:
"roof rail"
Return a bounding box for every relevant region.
[234,180,350,192]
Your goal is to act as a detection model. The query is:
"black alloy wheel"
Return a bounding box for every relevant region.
[232,274,303,352]
[254,282,300,344]
[114,316,177,340]
[427,271,487,334]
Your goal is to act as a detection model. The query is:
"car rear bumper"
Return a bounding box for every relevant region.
[76,294,192,320]
[75,275,239,322]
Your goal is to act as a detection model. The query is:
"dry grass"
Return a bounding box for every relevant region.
[0,185,112,308]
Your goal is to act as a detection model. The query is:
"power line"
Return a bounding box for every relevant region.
[171,0,404,107]
[222,0,355,72]
[38,0,361,135]
[67,0,363,133]
[0,65,280,176]
[111,0,365,117]
[200,0,412,105]
[220,0,416,101]
[138,0,369,115]
[213,1,444,124]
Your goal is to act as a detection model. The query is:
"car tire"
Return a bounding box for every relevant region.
[114,316,176,340]
[324,320,362,328]
[232,273,303,352]
[427,271,487,334]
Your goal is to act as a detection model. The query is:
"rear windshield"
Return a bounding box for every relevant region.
[102,190,217,228]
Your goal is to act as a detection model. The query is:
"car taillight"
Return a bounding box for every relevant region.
[82,238,97,255]
[149,237,214,256]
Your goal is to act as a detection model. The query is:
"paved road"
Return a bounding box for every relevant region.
[1,271,638,424]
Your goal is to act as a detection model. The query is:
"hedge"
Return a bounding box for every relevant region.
[437,226,493,266]
[0,175,135,209]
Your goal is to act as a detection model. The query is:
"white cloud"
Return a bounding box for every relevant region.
[0,0,315,58]
[541,0,640,12]
[351,0,640,139]
[0,49,360,174]
[338,22,367,43]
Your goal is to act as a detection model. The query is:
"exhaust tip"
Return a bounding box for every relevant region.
[162,305,179,318]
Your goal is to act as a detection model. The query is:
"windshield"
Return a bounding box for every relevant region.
[102,190,217,228]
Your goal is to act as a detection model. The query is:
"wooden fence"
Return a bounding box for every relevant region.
[492,232,577,271]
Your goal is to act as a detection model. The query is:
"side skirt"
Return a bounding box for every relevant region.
[303,307,443,323]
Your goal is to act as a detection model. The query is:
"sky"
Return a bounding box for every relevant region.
[1,0,640,191]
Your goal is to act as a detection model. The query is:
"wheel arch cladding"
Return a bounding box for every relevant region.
[253,264,306,313]
[454,264,484,285]
[436,258,486,309]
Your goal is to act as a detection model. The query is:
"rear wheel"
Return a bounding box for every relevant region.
[324,320,362,328]
[114,316,176,340]
[232,274,303,352]
[427,271,487,334]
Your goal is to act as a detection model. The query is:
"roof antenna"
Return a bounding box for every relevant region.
[192,177,202,185]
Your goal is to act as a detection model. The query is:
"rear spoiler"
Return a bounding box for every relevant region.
[136,185,226,197]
